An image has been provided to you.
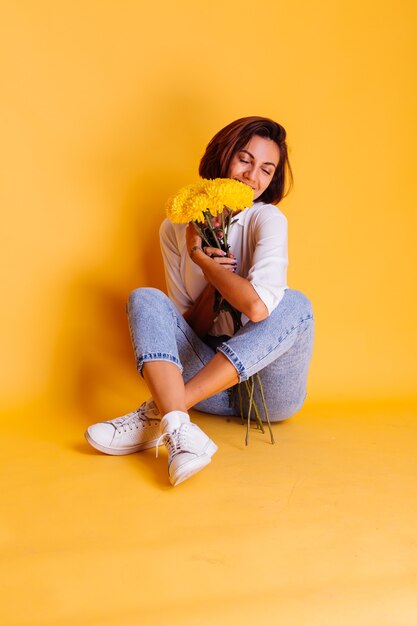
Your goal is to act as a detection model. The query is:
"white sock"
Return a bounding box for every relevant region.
[160,410,190,433]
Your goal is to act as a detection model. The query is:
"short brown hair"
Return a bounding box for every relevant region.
[199,116,293,205]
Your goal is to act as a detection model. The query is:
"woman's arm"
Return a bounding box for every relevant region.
[183,283,216,337]
[159,219,193,314]
[183,248,238,337]
[185,224,269,323]
[160,219,229,338]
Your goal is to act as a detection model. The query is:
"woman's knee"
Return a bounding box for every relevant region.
[127,287,170,313]
[283,289,314,320]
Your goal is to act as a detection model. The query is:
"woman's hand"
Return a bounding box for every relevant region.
[185,223,236,272]
[184,222,267,324]
[201,246,237,272]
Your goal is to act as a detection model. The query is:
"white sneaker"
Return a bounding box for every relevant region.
[156,411,218,486]
[84,400,161,455]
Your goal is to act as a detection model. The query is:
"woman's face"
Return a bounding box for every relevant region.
[228,135,280,201]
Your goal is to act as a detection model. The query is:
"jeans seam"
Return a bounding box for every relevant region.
[175,318,208,367]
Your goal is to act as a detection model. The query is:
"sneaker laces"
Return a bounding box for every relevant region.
[114,401,159,434]
[155,429,182,459]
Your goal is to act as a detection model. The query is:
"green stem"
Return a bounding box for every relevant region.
[221,211,226,248]
[245,377,255,446]
[222,208,233,252]
[256,372,275,444]
[244,379,264,433]
[203,212,222,248]
[192,221,211,247]
[237,383,244,425]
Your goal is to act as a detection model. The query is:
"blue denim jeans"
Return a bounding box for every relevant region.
[127,288,314,422]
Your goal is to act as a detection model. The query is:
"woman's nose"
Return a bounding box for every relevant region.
[243,167,256,183]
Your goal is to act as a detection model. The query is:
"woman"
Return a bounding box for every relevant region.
[85,116,315,486]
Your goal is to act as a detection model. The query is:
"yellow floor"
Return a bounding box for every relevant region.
[2,396,417,626]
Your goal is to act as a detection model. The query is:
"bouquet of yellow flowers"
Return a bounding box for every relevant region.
[166,178,275,445]
[167,178,252,333]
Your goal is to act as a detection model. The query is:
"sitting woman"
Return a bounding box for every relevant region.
[85,115,315,487]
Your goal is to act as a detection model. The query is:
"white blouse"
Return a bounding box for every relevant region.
[159,201,289,337]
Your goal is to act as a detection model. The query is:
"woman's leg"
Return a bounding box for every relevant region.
[192,289,315,422]
[128,287,314,422]
[126,287,237,416]
[86,287,313,476]
[126,287,236,485]
[142,356,238,416]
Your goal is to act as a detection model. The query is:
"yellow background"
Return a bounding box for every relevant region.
[1,0,416,415]
[1,1,417,625]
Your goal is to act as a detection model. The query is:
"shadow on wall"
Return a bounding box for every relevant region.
[49,92,211,422]
[51,278,137,423]
[50,171,170,423]
[51,262,166,426]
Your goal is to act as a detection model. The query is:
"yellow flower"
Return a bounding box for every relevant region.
[165,183,201,223]
[182,192,211,224]
[166,178,254,223]
[203,178,253,213]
